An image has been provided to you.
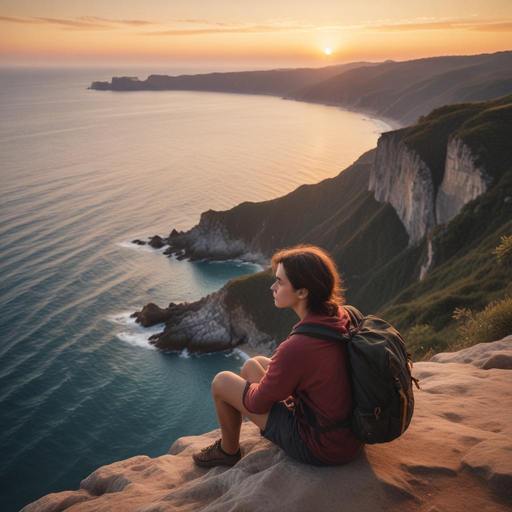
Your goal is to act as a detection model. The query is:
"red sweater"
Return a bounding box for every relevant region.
[243,306,364,465]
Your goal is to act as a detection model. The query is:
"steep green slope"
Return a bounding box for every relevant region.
[380,175,512,359]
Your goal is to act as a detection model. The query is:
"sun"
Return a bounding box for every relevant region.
[324,48,332,56]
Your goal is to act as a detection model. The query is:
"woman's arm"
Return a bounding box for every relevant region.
[243,342,302,414]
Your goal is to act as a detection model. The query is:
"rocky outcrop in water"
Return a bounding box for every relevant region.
[22,338,512,512]
[134,290,276,355]
[163,216,270,265]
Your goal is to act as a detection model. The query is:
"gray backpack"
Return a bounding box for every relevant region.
[289,306,420,444]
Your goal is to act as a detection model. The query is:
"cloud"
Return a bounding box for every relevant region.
[78,16,156,27]
[1,14,509,36]
[367,18,512,32]
[0,15,304,34]
[32,17,115,30]
[0,15,155,30]
[0,16,36,25]
[471,21,512,32]
[141,22,316,37]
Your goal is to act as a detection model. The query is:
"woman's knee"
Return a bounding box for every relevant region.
[240,358,258,379]
[211,371,235,397]
[253,356,272,370]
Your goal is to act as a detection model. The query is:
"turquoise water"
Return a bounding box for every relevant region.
[0,67,388,511]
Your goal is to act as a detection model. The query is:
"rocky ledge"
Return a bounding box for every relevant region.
[22,337,512,512]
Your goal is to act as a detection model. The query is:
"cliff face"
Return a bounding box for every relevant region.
[369,133,436,245]
[369,134,491,246]
[436,137,492,225]
[22,339,512,512]
[369,128,498,252]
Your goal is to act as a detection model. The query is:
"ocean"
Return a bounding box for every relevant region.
[0,66,390,511]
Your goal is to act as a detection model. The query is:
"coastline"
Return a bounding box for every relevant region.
[90,74,405,132]
[283,96,404,131]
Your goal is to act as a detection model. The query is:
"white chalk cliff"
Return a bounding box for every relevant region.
[22,337,512,512]
[369,133,436,245]
[370,134,492,247]
[436,137,492,225]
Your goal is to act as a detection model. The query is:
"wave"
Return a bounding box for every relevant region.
[109,311,163,351]
[116,241,167,254]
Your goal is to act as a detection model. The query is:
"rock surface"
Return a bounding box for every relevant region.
[430,336,512,369]
[22,339,512,512]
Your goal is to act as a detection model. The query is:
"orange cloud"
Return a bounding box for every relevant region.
[368,18,512,32]
[0,15,157,30]
[142,23,316,37]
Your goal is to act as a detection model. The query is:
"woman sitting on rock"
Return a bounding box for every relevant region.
[192,243,364,467]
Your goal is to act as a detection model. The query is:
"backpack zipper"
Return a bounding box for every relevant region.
[395,377,408,434]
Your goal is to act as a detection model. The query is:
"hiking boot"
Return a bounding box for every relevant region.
[192,439,243,467]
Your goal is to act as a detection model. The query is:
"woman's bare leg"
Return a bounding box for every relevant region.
[210,356,272,455]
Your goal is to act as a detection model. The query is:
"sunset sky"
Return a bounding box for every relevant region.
[1,0,511,70]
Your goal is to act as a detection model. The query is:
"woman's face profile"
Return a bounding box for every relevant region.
[270,262,303,310]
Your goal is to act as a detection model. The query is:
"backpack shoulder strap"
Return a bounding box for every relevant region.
[290,323,350,342]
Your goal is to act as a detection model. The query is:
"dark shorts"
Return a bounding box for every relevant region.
[260,401,329,466]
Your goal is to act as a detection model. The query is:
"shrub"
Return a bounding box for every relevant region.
[448,296,512,351]
[492,234,512,267]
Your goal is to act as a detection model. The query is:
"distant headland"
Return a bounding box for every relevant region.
[90,51,512,126]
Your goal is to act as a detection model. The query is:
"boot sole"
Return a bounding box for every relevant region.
[192,454,241,467]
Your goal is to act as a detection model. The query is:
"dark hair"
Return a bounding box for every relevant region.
[270,244,346,317]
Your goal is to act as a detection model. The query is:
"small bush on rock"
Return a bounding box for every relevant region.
[449,296,512,351]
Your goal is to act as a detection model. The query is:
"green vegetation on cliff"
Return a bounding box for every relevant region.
[401,93,512,191]
[379,170,512,359]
